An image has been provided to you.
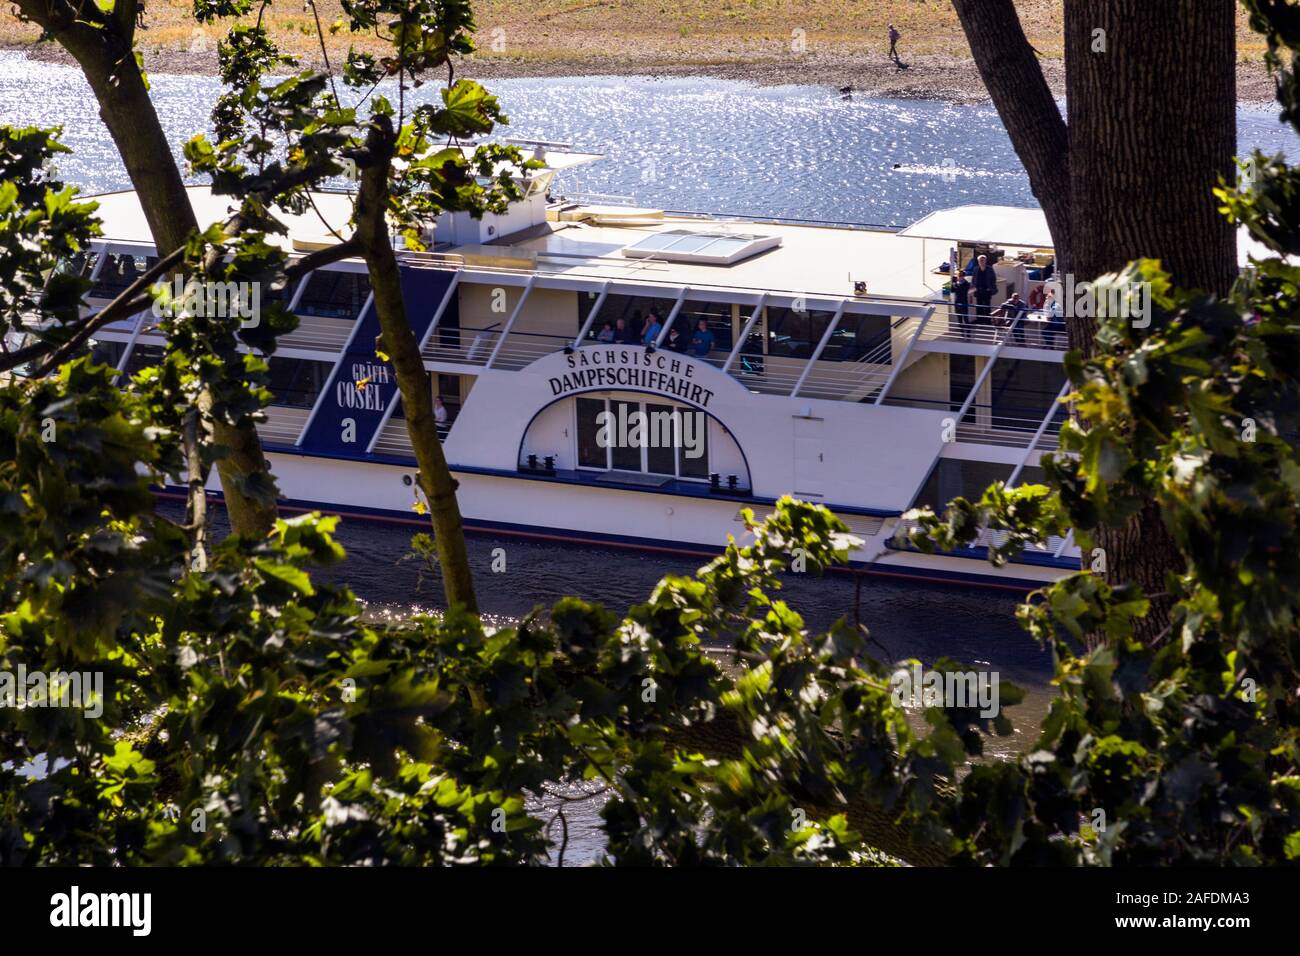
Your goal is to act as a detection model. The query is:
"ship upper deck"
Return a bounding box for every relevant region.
[445,214,943,303]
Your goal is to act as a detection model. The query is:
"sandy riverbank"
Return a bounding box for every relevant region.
[0,0,1280,105]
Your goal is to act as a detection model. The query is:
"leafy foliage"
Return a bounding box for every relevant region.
[3,3,1300,868]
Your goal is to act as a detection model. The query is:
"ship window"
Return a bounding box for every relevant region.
[116,343,165,374]
[297,270,371,319]
[913,459,1012,512]
[56,250,98,280]
[764,306,838,360]
[90,339,126,370]
[91,253,159,299]
[913,459,1046,514]
[585,293,680,342]
[826,314,893,363]
[575,396,709,480]
[267,357,332,409]
[621,229,780,265]
[989,360,1066,431]
[676,300,733,352]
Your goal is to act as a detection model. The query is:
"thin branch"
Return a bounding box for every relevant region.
[182,407,209,573]
[16,245,185,377]
[304,0,341,106]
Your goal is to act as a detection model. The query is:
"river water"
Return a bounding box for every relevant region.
[5,50,1296,862]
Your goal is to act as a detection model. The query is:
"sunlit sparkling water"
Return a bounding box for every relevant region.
[7,50,1297,861]
[5,52,1296,224]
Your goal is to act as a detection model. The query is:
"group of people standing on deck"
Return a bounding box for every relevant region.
[948,254,1066,345]
[594,310,716,357]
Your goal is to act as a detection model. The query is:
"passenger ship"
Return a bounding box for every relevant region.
[72,143,1088,590]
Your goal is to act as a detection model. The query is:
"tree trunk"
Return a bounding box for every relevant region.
[1064,1,1236,642]
[17,0,279,539]
[954,0,1238,644]
[355,120,479,615]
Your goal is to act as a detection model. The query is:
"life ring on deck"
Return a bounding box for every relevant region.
[1028,284,1046,309]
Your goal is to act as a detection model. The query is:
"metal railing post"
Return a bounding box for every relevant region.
[721,293,767,372]
[873,309,932,405]
[791,300,846,397]
[486,274,537,368]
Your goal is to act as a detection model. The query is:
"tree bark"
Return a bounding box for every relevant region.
[954,0,1238,644]
[1064,1,1236,642]
[16,0,280,539]
[355,119,479,615]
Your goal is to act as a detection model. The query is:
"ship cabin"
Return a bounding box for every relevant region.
[58,143,1082,573]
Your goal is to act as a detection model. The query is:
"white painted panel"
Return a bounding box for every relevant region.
[792,417,825,498]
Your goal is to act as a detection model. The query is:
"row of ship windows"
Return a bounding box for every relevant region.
[77,252,371,320]
[75,252,898,365]
[576,292,896,364]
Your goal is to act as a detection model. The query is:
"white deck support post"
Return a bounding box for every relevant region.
[87,245,109,285]
[486,274,537,368]
[654,286,690,346]
[946,311,1027,435]
[721,293,767,373]
[110,309,150,385]
[295,289,376,445]
[366,270,463,454]
[572,281,611,347]
[1054,528,1076,559]
[1005,381,1072,488]
[286,272,310,312]
[873,309,932,406]
[791,300,846,397]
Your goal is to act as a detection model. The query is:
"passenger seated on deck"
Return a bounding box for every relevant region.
[665,326,686,352]
[993,292,1030,345]
[690,318,715,357]
[433,396,448,427]
[613,318,634,344]
[595,322,615,343]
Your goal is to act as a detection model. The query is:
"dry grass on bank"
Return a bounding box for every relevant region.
[0,0,1275,100]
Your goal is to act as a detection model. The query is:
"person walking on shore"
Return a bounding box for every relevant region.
[888,24,901,64]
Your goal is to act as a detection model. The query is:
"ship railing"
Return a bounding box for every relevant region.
[882,395,1069,450]
[713,326,901,400]
[397,251,466,269]
[898,306,1070,351]
[978,528,1078,557]
[420,323,504,366]
[486,329,581,370]
[890,516,1078,561]
[278,313,355,353]
[555,191,639,207]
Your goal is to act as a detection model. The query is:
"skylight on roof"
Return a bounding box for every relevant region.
[620,228,781,265]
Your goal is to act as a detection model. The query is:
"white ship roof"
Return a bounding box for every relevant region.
[899,205,1054,248]
[903,203,1272,269]
[85,187,1271,297]
[458,217,938,301]
[88,186,361,251]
